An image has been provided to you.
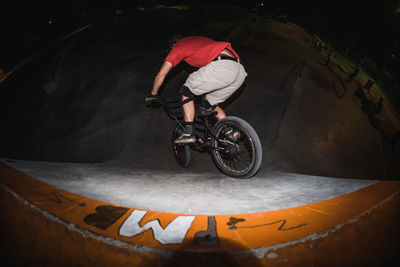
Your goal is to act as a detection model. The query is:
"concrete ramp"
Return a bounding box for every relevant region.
[1,4,399,266]
[0,5,388,179]
[1,161,399,265]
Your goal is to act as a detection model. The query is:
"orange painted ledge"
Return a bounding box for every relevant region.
[1,161,400,262]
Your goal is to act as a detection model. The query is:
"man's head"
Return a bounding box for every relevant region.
[167,34,183,53]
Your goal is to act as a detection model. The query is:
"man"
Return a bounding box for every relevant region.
[150,36,247,144]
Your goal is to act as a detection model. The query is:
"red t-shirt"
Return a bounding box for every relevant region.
[165,36,240,68]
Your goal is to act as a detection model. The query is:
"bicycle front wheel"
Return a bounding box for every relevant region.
[172,126,191,168]
[211,116,262,178]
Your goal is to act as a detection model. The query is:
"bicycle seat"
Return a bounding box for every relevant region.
[200,107,218,117]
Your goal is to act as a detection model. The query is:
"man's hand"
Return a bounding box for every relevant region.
[151,61,173,96]
[145,92,159,103]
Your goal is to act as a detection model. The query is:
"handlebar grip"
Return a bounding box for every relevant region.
[145,96,158,102]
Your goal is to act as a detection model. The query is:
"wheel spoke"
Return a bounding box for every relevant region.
[214,123,255,174]
[211,117,262,178]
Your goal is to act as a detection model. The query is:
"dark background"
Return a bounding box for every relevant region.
[1,0,399,74]
[0,0,399,176]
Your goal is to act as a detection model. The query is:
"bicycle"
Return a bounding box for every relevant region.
[145,95,262,178]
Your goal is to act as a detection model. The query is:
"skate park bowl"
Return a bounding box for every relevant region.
[1,4,400,266]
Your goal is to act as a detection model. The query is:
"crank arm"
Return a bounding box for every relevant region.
[217,139,239,148]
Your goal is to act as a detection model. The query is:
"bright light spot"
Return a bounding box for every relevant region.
[48,20,53,24]
[267,252,278,259]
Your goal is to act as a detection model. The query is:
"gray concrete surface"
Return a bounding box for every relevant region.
[1,158,376,214]
[0,5,392,214]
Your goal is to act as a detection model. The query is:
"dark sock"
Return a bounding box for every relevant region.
[184,125,194,135]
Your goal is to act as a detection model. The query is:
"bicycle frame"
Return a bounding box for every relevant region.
[146,96,223,150]
[146,95,262,178]
[154,98,184,128]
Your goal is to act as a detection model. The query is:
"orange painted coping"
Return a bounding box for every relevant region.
[1,161,399,254]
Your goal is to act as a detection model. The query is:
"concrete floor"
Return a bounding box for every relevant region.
[1,158,376,214]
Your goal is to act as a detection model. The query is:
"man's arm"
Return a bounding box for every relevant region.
[151,61,173,95]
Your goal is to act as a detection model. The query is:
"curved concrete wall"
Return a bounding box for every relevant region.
[1,162,399,266]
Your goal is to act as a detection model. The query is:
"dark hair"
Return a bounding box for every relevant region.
[167,34,183,53]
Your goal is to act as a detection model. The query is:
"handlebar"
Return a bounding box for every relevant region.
[145,95,160,103]
[145,94,180,106]
[145,94,181,122]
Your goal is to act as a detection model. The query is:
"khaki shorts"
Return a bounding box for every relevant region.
[184,59,247,106]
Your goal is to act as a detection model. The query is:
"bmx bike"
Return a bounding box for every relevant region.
[146,95,262,178]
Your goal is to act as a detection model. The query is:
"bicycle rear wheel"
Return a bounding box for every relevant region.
[172,126,191,168]
[211,116,262,178]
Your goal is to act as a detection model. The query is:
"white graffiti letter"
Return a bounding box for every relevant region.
[119,210,195,245]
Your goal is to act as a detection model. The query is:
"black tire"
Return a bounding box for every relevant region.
[211,116,262,178]
[172,126,191,168]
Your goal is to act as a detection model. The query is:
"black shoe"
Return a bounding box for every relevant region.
[175,133,196,144]
[200,107,218,117]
